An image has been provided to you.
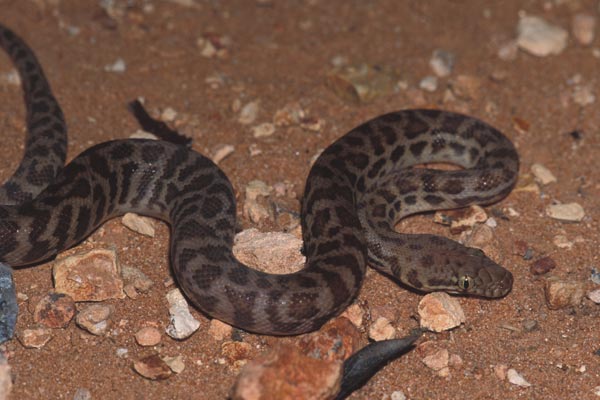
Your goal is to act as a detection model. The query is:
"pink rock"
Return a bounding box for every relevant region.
[418,292,465,332]
[33,292,75,329]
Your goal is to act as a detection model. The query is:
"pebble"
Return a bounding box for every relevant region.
[251,122,276,138]
[133,354,173,380]
[221,341,253,369]
[299,317,361,363]
[121,266,154,295]
[73,388,92,400]
[497,40,518,60]
[462,224,501,263]
[17,328,53,348]
[165,288,201,340]
[326,63,399,103]
[238,101,260,125]
[231,343,342,400]
[429,49,455,77]
[160,107,177,122]
[507,368,532,387]
[340,303,364,328]
[517,16,568,56]
[434,205,487,234]
[421,348,450,377]
[33,292,76,328]
[162,355,185,374]
[531,163,557,185]
[494,363,508,380]
[573,84,596,106]
[544,277,586,309]
[418,292,465,332]
[135,326,162,346]
[419,75,438,92]
[242,180,272,223]
[53,248,125,301]
[553,234,574,250]
[572,14,595,45]
[75,304,113,335]
[0,69,20,86]
[233,228,304,274]
[587,289,600,304]
[0,353,10,400]
[522,319,538,332]
[390,390,406,400]
[450,75,482,100]
[211,144,235,164]
[594,386,600,396]
[273,102,306,126]
[208,319,233,341]
[121,213,155,237]
[104,58,126,72]
[530,256,556,275]
[368,316,396,341]
[545,202,585,222]
[592,268,600,285]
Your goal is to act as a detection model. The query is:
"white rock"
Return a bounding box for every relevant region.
[419,76,438,92]
[429,49,455,77]
[104,58,127,72]
[165,288,201,339]
[573,84,596,106]
[233,229,304,274]
[587,288,600,304]
[122,213,156,237]
[368,317,396,341]
[391,390,406,400]
[507,368,532,387]
[497,40,518,61]
[160,107,177,122]
[211,144,235,164]
[251,122,276,138]
[546,202,585,222]
[418,292,465,332]
[238,101,260,125]
[517,16,568,56]
[531,163,557,184]
[572,14,596,46]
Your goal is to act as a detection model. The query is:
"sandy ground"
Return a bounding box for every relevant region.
[0,0,599,399]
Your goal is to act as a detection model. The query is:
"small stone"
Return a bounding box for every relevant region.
[522,319,538,332]
[421,348,450,377]
[450,75,482,100]
[418,292,465,332]
[368,317,396,341]
[530,256,556,275]
[233,229,304,274]
[135,326,162,346]
[221,341,253,368]
[53,248,125,301]
[390,391,406,400]
[591,268,600,285]
[231,343,342,400]
[104,58,126,72]
[129,130,159,140]
[251,122,276,138]
[122,213,155,237]
[0,69,20,86]
[594,386,600,396]
[33,292,76,328]
[165,288,201,340]
[162,355,185,374]
[17,328,52,348]
[531,163,557,185]
[429,49,455,77]
[553,235,574,250]
[76,304,113,335]
[121,266,154,294]
[546,202,585,222]
[544,277,586,309]
[572,14,595,46]
[587,289,600,304]
[160,107,177,122]
[243,181,272,223]
[208,319,233,341]
[573,84,596,106]
[211,144,235,164]
[507,368,532,387]
[325,63,399,103]
[133,354,173,380]
[498,40,518,60]
[517,16,568,57]
[238,101,260,125]
[340,304,364,328]
[0,354,11,400]
[273,102,306,126]
[73,388,92,400]
[299,317,361,363]
[419,76,438,92]
[494,364,509,380]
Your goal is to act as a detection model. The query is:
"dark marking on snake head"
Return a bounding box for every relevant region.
[406,269,423,289]
[420,254,434,269]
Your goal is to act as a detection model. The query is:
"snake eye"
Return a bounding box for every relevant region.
[458,275,472,291]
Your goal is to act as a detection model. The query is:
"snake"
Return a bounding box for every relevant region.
[0,24,519,339]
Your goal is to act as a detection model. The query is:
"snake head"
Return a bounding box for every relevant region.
[449,247,513,298]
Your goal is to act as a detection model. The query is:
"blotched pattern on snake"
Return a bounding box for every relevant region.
[0,24,518,337]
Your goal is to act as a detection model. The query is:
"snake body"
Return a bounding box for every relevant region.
[0,25,518,336]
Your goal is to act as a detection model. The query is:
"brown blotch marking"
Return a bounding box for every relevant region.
[430,133,446,154]
[224,286,257,328]
[396,178,419,194]
[404,117,429,139]
[427,277,449,288]
[420,254,435,269]
[442,179,465,195]
[406,269,423,289]
[449,142,466,157]
[367,128,385,155]
[423,194,445,205]
[287,293,320,319]
[441,113,464,133]
[192,264,223,290]
[380,125,397,145]
[410,141,428,157]
[421,173,437,193]
[469,147,480,162]
[372,204,387,218]
[367,158,386,179]
[404,195,417,205]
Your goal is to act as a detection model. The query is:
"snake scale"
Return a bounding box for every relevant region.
[0,24,518,338]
